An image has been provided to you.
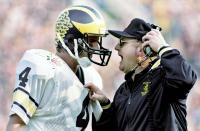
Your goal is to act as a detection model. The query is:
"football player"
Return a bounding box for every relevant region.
[6,5,111,131]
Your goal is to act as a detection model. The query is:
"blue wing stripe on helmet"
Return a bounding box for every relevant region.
[73,5,101,19]
[69,10,93,23]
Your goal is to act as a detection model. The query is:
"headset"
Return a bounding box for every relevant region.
[143,25,162,57]
[143,46,157,57]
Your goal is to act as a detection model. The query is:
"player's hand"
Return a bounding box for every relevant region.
[84,83,109,104]
[142,29,169,52]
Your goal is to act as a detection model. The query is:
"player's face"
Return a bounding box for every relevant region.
[115,38,140,73]
[87,36,99,49]
[80,36,100,57]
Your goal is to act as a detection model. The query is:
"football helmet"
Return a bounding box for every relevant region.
[55,5,112,66]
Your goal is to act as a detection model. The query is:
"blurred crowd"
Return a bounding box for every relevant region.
[0,0,200,130]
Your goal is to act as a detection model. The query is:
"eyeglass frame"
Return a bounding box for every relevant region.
[119,39,139,47]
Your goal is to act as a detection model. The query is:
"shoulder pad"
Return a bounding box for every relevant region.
[16,49,57,77]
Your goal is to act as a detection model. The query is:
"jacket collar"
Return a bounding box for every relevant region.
[125,57,160,81]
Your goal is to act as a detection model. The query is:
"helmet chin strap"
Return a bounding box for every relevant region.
[74,39,92,68]
[56,32,91,68]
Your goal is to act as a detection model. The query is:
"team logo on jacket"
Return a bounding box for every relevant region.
[141,82,151,96]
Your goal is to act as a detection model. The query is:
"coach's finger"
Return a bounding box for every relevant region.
[142,34,152,42]
[84,83,99,92]
[151,29,160,34]
[141,40,150,49]
[146,30,157,36]
[90,93,103,101]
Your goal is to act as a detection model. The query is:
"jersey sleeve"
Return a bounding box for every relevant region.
[9,51,53,124]
[159,47,197,100]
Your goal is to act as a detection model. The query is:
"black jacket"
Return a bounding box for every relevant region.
[92,48,197,131]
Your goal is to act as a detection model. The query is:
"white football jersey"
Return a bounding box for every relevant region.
[9,49,103,131]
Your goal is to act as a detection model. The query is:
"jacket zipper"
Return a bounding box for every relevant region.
[125,82,132,105]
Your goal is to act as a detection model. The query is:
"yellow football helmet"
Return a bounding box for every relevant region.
[55,5,111,66]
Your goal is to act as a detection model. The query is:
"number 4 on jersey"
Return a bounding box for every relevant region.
[19,67,31,87]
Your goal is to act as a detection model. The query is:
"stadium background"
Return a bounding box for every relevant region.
[0,0,200,130]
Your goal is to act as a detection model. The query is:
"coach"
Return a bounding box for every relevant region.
[85,18,197,131]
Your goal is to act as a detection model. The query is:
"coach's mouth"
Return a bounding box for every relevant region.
[118,53,123,61]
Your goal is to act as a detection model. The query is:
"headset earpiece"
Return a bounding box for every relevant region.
[143,46,157,57]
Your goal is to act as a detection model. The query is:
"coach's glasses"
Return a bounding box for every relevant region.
[119,39,138,47]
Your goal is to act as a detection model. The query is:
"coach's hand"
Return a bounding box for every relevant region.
[84,83,109,104]
[142,29,169,52]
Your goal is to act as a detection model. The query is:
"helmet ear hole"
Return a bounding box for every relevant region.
[78,38,83,44]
